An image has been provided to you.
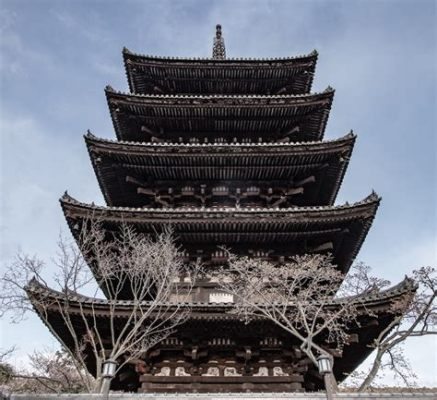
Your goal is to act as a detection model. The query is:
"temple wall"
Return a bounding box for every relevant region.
[9,392,437,400]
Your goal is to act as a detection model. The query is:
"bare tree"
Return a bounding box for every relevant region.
[0,347,15,389]
[0,348,15,365]
[218,252,435,392]
[216,253,367,376]
[344,265,436,391]
[338,261,391,296]
[1,222,198,394]
[0,347,15,398]
[0,348,94,394]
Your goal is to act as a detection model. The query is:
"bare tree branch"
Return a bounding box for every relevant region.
[0,221,198,394]
[0,348,93,394]
[216,253,364,373]
[356,266,436,391]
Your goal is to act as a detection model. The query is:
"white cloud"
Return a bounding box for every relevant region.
[0,29,56,78]
[0,6,17,33]
[91,60,121,77]
[49,8,112,45]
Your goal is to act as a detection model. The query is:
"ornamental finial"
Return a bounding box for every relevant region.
[213,24,226,60]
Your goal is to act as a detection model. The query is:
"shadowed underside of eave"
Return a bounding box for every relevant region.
[85,132,355,208]
[60,192,380,275]
[105,88,334,143]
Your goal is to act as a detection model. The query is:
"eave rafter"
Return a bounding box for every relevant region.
[105,87,334,143]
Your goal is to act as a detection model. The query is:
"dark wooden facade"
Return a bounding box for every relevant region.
[29,26,413,393]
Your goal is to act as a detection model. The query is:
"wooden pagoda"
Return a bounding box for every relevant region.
[29,25,414,393]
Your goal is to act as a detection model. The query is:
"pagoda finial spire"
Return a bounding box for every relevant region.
[212,24,226,60]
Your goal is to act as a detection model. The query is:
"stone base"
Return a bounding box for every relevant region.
[10,391,437,400]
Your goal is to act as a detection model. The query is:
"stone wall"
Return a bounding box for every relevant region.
[9,392,437,400]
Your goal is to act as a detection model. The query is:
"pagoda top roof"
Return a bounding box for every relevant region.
[106,86,334,143]
[85,131,355,207]
[123,47,318,95]
[123,46,318,64]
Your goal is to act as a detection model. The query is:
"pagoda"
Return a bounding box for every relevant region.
[28,25,415,393]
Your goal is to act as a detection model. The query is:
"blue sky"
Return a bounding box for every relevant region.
[1,0,436,387]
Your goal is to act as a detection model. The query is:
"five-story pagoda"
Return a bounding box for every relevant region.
[28,26,414,393]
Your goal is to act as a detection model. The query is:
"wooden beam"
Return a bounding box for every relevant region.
[308,241,334,253]
[286,187,305,196]
[271,196,287,208]
[140,125,158,135]
[126,175,148,187]
[137,187,155,196]
[295,175,316,186]
[283,125,300,136]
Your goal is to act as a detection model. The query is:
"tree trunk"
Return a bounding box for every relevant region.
[358,349,383,391]
[93,377,103,393]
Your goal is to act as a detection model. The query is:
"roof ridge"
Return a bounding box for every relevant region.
[104,86,335,100]
[84,130,356,148]
[60,192,380,213]
[336,276,417,304]
[122,47,318,63]
[26,276,414,307]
